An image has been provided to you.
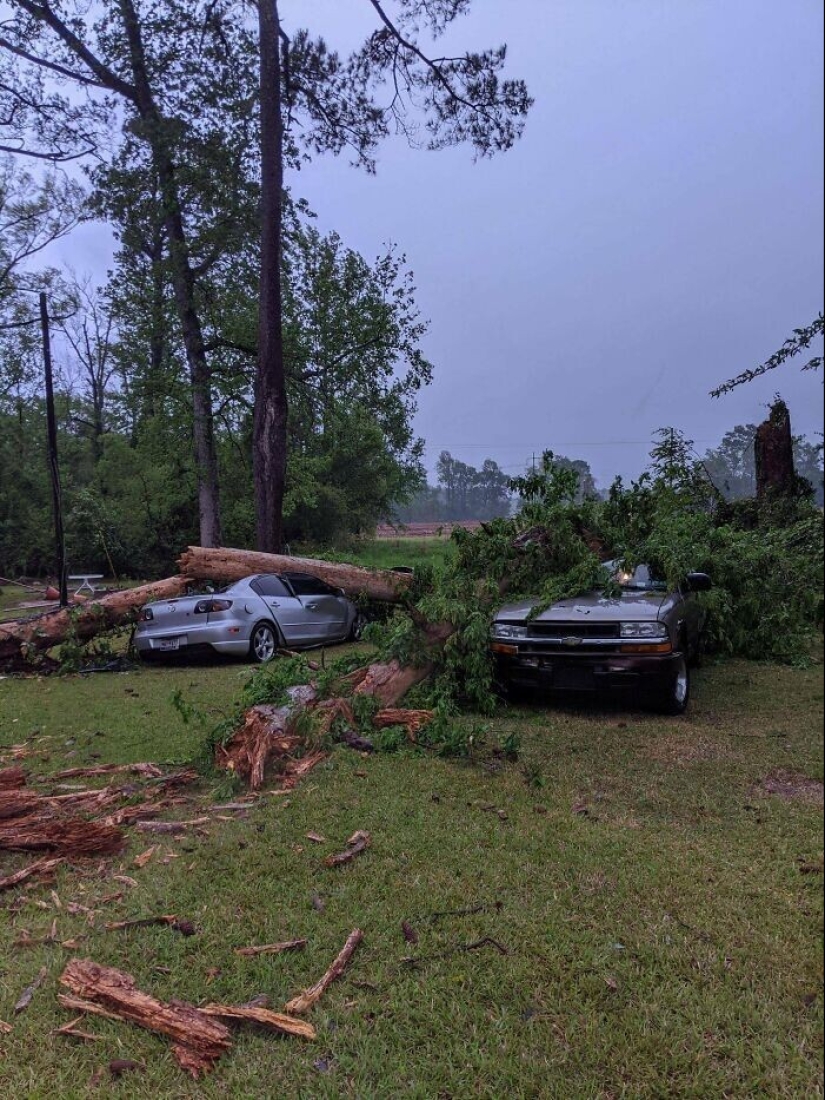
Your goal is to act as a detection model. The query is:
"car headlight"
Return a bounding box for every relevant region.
[491,623,528,640]
[619,621,668,639]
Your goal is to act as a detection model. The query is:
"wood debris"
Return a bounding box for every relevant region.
[134,816,210,834]
[105,915,195,936]
[59,958,232,1078]
[54,1016,101,1042]
[0,1019,13,1034]
[0,765,27,789]
[284,928,364,1015]
[324,830,371,868]
[0,856,63,892]
[234,939,307,957]
[133,846,157,868]
[200,1003,316,1040]
[373,708,434,742]
[14,966,48,1013]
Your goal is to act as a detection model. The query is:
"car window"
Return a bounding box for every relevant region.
[604,561,667,592]
[251,574,291,598]
[284,573,333,597]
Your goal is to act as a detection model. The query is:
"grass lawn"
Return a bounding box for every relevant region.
[0,648,822,1098]
[315,536,454,573]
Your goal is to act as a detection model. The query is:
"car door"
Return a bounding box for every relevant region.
[251,574,319,647]
[283,574,349,642]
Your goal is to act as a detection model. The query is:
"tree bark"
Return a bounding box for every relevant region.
[177,545,414,603]
[755,398,797,501]
[254,0,289,552]
[59,958,232,1078]
[0,575,190,665]
[117,0,222,547]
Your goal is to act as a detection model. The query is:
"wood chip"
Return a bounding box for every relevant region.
[284,929,364,1015]
[14,966,48,1013]
[133,846,157,868]
[0,1019,12,1034]
[305,832,326,843]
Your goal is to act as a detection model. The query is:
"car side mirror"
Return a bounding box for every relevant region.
[684,572,712,592]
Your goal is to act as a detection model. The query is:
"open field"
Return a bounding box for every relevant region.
[0,648,822,1097]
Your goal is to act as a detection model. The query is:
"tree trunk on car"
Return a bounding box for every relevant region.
[0,577,191,667]
[177,546,414,603]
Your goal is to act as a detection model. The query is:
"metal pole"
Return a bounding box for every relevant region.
[40,292,68,607]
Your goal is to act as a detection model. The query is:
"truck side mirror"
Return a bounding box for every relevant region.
[684,572,712,592]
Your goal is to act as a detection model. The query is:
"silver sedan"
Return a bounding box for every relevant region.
[135,572,363,662]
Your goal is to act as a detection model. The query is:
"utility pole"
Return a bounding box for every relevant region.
[40,292,68,607]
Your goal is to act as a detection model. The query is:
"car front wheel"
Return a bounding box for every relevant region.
[655,654,690,715]
[249,622,278,663]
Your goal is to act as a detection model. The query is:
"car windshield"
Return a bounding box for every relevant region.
[604,561,668,592]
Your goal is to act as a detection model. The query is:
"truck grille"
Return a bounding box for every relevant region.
[527,622,620,639]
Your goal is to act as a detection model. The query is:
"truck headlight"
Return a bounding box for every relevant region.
[491,623,528,640]
[620,621,668,639]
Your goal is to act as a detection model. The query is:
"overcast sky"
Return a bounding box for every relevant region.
[289,0,825,487]
[57,0,824,489]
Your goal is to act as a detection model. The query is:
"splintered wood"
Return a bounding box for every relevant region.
[0,763,199,862]
[284,929,364,1015]
[200,1003,315,1040]
[324,831,371,868]
[234,939,307,957]
[59,958,232,1078]
[59,957,316,1077]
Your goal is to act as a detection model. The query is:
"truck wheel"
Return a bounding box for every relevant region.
[655,655,690,715]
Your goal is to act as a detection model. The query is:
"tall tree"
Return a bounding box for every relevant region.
[254,0,532,549]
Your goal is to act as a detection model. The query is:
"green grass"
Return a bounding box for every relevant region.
[0,653,822,1097]
[311,536,454,573]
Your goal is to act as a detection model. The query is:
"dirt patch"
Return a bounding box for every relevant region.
[644,734,733,767]
[751,769,824,806]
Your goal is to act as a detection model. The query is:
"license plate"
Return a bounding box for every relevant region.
[159,637,180,651]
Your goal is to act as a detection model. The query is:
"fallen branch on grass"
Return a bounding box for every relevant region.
[234,939,307,957]
[104,915,195,936]
[323,830,371,868]
[200,1003,315,1040]
[0,857,64,894]
[284,929,364,1015]
[59,958,232,1078]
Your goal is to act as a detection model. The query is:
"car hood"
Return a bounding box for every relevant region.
[494,589,673,624]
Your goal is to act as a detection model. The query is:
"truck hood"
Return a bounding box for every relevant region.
[494,589,673,624]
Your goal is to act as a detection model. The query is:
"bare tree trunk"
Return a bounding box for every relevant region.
[117,0,222,547]
[254,0,289,553]
[178,545,413,603]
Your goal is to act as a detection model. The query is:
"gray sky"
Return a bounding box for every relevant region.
[58,0,824,488]
[288,0,825,486]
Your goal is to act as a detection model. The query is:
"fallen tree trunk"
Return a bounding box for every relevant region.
[0,575,191,665]
[178,545,413,603]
